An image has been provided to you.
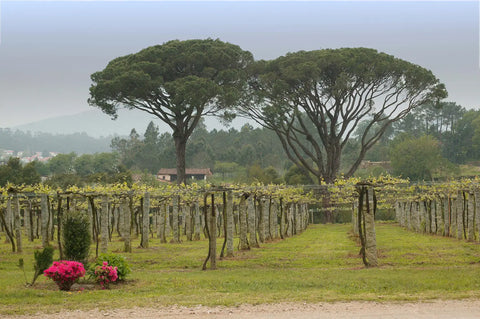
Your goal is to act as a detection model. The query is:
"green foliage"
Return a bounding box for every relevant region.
[63,212,91,264]
[32,246,54,285]
[44,173,84,189]
[90,253,131,281]
[89,39,254,184]
[242,47,446,183]
[247,164,283,184]
[390,134,456,181]
[0,157,41,186]
[284,165,314,185]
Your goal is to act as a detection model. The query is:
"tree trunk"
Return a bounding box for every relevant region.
[174,136,187,185]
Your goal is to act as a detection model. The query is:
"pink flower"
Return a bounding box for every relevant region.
[94,261,118,289]
[43,261,86,291]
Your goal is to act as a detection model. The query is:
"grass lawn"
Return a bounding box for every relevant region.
[1,223,480,315]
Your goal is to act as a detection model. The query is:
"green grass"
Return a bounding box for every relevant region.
[2,223,480,315]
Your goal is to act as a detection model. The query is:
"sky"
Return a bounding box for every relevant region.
[0,0,479,129]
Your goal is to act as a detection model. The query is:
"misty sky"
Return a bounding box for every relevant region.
[0,1,479,128]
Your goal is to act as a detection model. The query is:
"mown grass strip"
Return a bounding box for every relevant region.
[1,223,480,315]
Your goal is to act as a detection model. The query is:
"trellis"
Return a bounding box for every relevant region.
[0,184,313,270]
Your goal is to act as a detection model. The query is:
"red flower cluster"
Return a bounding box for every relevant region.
[94,261,118,289]
[44,261,86,291]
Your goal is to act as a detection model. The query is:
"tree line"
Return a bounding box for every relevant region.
[2,99,480,187]
[0,129,110,154]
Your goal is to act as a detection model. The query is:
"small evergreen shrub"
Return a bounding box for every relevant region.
[32,246,54,285]
[63,211,91,264]
[91,253,131,281]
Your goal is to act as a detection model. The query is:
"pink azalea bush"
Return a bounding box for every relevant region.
[44,260,86,291]
[94,261,118,289]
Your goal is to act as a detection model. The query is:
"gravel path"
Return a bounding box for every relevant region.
[5,300,480,319]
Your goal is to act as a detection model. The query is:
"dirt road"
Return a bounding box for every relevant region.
[6,300,480,319]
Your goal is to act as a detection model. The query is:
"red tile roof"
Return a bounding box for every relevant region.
[157,168,212,176]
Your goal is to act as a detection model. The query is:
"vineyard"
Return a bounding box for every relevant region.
[3,177,480,269]
[0,182,315,270]
[3,178,480,315]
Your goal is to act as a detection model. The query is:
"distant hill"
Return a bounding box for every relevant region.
[12,109,252,138]
[13,109,167,138]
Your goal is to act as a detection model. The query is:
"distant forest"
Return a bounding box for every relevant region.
[2,102,480,185]
[0,129,111,154]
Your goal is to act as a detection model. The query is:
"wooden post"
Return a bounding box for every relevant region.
[444,197,450,237]
[456,191,464,240]
[270,199,280,238]
[476,192,480,242]
[247,196,258,248]
[26,200,34,242]
[257,197,265,243]
[436,198,444,235]
[13,195,22,253]
[171,196,180,243]
[100,195,109,254]
[226,191,234,257]
[194,201,201,241]
[158,201,167,243]
[41,194,49,248]
[185,205,193,241]
[122,198,132,253]
[353,200,359,235]
[238,195,249,250]
[141,192,150,248]
[364,186,378,267]
[467,192,475,241]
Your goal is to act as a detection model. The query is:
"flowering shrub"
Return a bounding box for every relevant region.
[44,260,86,291]
[90,253,131,281]
[94,261,118,289]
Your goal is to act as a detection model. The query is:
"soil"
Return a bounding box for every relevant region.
[4,300,480,319]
